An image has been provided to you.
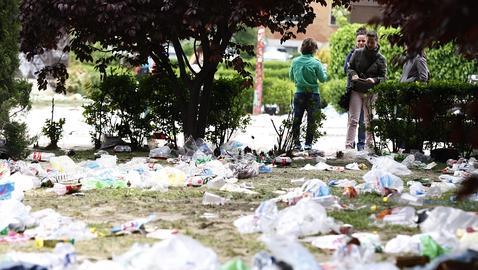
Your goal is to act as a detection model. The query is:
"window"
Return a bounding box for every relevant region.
[330,11,337,25]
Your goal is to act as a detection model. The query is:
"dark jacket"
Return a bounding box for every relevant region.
[344,48,355,74]
[400,55,429,82]
[348,46,387,85]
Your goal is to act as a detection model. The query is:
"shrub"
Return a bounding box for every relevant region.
[206,77,251,147]
[316,47,331,65]
[139,74,182,148]
[263,78,294,113]
[0,1,32,159]
[83,73,159,150]
[320,79,347,112]
[42,118,66,149]
[371,81,478,156]
[4,122,31,159]
[427,43,478,82]
[84,73,250,149]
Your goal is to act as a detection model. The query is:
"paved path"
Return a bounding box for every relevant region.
[20,102,348,154]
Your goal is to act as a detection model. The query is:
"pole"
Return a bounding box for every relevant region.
[253,26,265,115]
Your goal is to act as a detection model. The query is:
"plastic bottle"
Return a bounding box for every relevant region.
[202,192,227,205]
[273,156,292,167]
[111,214,156,234]
[35,238,75,248]
[259,164,272,173]
[52,183,82,195]
[27,152,55,162]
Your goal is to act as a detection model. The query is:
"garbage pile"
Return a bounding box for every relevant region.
[1,140,478,270]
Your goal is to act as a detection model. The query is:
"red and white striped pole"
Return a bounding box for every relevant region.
[253,26,265,115]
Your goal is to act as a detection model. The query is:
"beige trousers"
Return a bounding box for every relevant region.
[345,90,375,149]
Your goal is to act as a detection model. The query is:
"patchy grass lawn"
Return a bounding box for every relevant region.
[1,150,476,265]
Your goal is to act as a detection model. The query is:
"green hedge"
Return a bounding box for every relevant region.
[371,81,478,155]
[216,61,295,114]
[320,79,347,113]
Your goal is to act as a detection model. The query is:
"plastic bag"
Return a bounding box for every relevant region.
[301,179,330,198]
[203,160,235,179]
[401,154,415,169]
[50,156,79,173]
[234,200,278,234]
[421,206,478,238]
[230,159,260,179]
[275,199,335,237]
[261,235,322,270]
[0,200,34,233]
[382,206,416,227]
[159,167,186,187]
[95,154,117,168]
[220,259,249,270]
[363,169,404,195]
[149,146,171,159]
[202,192,227,205]
[420,235,448,259]
[384,234,422,254]
[113,235,220,270]
[371,156,411,176]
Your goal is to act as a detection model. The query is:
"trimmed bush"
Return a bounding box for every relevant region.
[320,79,347,113]
[371,81,478,156]
[206,77,251,147]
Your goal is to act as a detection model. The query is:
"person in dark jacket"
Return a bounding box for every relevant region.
[289,38,328,151]
[344,27,367,151]
[345,31,387,151]
[400,50,429,82]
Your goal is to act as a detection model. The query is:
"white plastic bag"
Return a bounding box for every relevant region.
[261,235,322,270]
[275,199,335,237]
[371,156,411,176]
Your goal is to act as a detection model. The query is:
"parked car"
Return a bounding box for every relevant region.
[263,47,292,61]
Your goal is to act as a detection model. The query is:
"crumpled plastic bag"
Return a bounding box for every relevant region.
[113,235,220,270]
[421,206,478,239]
[234,200,278,234]
[149,146,171,159]
[260,235,322,270]
[229,157,259,179]
[275,199,336,237]
[371,156,411,176]
[363,169,404,195]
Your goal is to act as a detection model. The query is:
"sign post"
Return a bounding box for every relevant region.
[252,26,265,115]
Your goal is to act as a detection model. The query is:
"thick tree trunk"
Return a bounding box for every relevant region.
[181,65,217,139]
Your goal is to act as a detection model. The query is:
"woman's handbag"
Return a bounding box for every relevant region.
[352,78,375,93]
[338,90,351,111]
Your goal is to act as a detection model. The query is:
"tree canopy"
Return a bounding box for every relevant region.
[19,0,478,138]
[373,0,478,58]
[20,0,350,138]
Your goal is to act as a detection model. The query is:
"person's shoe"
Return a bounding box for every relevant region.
[293,144,302,151]
[304,144,312,151]
[357,145,365,151]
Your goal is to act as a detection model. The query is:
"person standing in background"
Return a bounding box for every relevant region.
[345,31,387,152]
[289,38,328,151]
[400,49,429,83]
[344,27,367,151]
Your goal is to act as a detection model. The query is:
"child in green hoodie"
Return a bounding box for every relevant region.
[289,38,328,151]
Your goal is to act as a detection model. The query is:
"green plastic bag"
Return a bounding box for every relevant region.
[220,259,250,270]
[420,235,447,259]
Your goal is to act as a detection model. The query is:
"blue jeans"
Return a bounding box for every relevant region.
[357,108,365,150]
[292,92,321,147]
